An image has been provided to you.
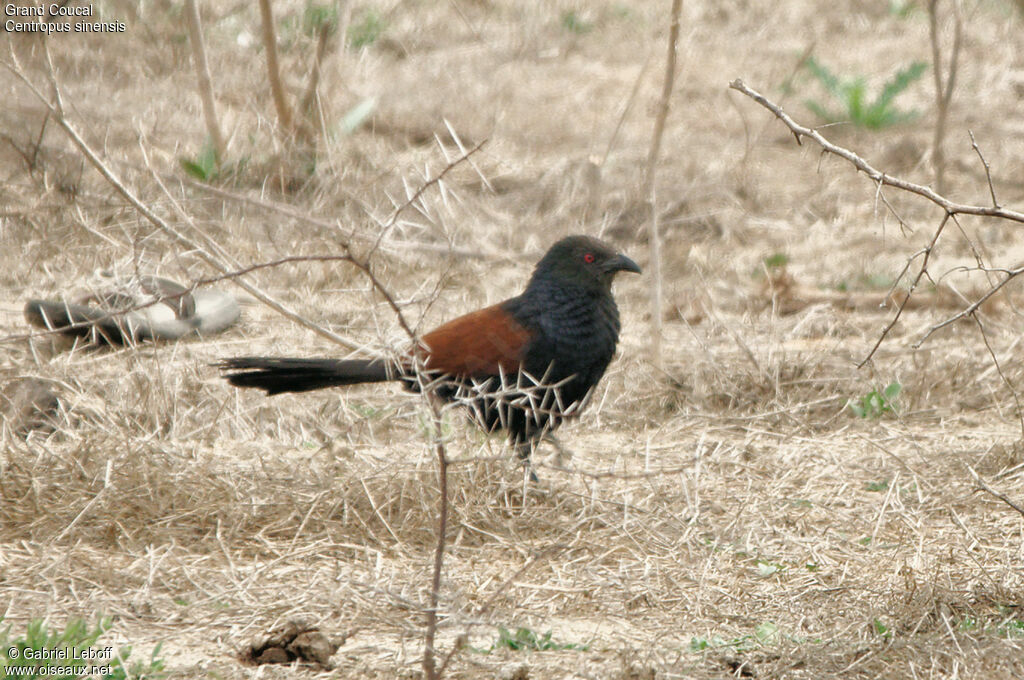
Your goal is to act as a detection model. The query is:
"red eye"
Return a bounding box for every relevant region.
[583,252,595,264]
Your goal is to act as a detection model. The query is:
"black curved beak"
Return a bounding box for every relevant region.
[603,253,642,275]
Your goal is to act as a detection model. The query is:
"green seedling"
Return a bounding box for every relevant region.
[803,57,927,129]
[0,616,165,680]
[471,626,588,653]
[848,382,901,418]
[178,140,219,182]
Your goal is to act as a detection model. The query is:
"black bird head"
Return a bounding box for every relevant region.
[529,235,642,294]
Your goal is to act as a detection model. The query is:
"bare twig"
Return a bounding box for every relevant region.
[386,139,487,231]
[927,0,962,194]
[435,546,564,677]
[257,0,294,136]
[862,213,951,366]
[602,54,651,167]
[968,465,1024,518]
[422,396,449,680]
[914,262,1024,347]
[183,0,226,158]
[727,80,1024,224]
[969,130,998,208]
[970,313,1024,434]
[643,0,683,370]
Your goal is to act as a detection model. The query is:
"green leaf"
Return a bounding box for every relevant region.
[689,637,710,652]
[873,61,928,113]
[803,57,925,129]
[883,382,902,401]
[754,621,780,645]
[845,78,866,121]
[560,10,593,34]
[178,140,219,181]
[872,618,892,638]
[179,158,210,181]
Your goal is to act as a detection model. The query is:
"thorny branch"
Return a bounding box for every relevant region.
[862,212,950,367]
[727,80,1024,224]
[729,79,1024,367]
[970,313,1024,434]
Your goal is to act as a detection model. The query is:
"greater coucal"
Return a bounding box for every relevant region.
[218,235,640,470]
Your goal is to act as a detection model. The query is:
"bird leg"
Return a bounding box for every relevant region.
[514,439,540,483]
[542,432,575,467]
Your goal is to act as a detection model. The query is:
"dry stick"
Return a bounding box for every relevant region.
[14,46,461,677]
[967,465,1024,518]
[969,130,999,208]
[971,312,1024,434]
[257,0,294,136]
[183,0,225,158]
[643,0,683,370]
[371,138,489,259]
[861,212,951,367]
[602,54,652,167]
[422,396,448,680]
[927,0,962,194]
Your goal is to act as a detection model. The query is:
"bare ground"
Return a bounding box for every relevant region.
[3,1,1024,678]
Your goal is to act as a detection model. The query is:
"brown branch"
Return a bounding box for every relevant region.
[367,137,489,263]
[643,0,683,370]
[8,46,466,680]
[422,397,449,680]
[388,139,487,229]
[435,547,564,677]
[861,213,951,366]
[183,0,225,158]
[969,130,999,208]
[968,465,1024,518]
[257,0,294,136]
[970,312,1024,435]
[728,79,1024,224]
[602,54,651,167]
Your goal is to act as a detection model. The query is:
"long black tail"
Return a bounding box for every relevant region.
[218,357,397,395]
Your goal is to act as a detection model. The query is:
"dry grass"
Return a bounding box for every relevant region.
[4,1,1024,678]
